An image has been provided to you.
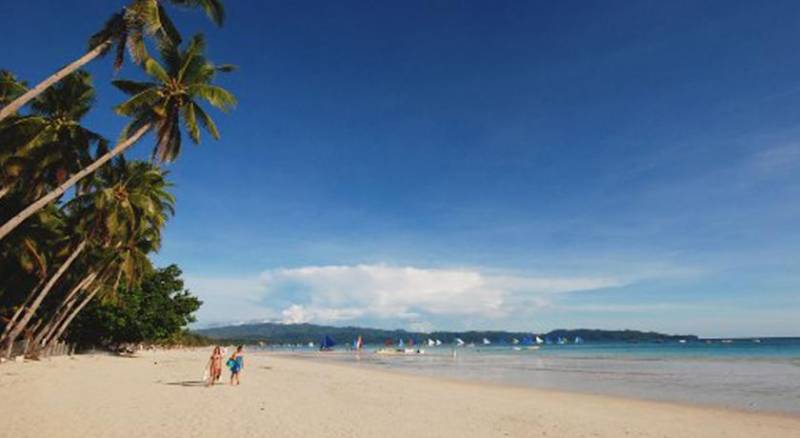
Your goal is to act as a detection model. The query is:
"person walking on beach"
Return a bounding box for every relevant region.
[206,346,223,387]
[227,345,244,385]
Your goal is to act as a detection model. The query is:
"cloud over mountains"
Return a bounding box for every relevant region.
[188,264,625,328]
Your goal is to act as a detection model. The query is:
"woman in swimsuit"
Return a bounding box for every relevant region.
[207,346,223,386]
[228,345,244,385]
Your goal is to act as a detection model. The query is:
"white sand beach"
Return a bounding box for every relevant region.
[1,350,799,438]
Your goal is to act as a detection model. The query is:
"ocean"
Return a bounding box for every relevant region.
[268,338,800,415]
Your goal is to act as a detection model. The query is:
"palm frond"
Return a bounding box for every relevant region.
[168,0,225,26]
[181,102,200,144]
[191,103,219,139]
[143,58,170,84]
[111,80,157,96]
[188,84,236,111]
[113,88,162,116]
[156,3,183,45]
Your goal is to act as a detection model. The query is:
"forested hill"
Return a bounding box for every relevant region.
[195,322,697,344]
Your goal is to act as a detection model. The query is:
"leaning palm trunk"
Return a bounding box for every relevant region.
[47,285,101,349]
[0,123,151,242]
[0,277,45,343]
[31,272,97,350]
[0,41,112,123]
[2,240,87,358]
[0,186,10,200]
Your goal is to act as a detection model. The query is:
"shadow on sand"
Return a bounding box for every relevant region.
[165,380,207,387]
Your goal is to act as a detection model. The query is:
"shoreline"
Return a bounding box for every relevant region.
[268,350,800,419]
[2,350,799,437]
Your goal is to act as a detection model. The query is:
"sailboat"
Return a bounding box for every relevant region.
[455,338,465,346]
[376,337,425,355]
[427,338,435,347]
[574,336,583,344]
[482,338,491,345]
[511,338,520,345]
[320,335,336,351]
[520,336,540,350]
[535,336,544,344]
[435,339,443,346]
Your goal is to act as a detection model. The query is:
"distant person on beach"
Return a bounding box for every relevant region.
[227,345,244,385]
[206,346,223,386]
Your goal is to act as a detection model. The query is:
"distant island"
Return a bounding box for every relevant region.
[195,322,698,345]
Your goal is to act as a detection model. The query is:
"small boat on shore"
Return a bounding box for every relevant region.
[376,348,425,355]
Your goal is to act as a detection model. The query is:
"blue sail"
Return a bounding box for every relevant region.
[321,335,336,349]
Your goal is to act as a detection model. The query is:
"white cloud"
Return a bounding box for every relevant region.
[184,264,627,327]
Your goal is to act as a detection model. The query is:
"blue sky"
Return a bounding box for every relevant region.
[3,1,800,336]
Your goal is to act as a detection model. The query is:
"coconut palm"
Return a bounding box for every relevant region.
[0,71,106,202]
[1,237,86,358]
[113,34,236,162]
[0,204,64,345]
[4,158,174,357]
[0,0,226,123]
[38,160,172,351]
[0,34,233,242]
[43,224,162,350]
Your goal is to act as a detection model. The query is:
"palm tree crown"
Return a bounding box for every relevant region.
[89,0,226,71]
[0,72,106,200]
[113,34,236,162]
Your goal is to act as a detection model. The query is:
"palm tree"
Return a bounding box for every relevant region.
[1,237,86,358]
[42,160,173,350]
[0,0,225,123]
[44,224,162,349]
[5,158,174,357]
[0,204,64,345]
[0,71,106,202]
[0,34,234,242]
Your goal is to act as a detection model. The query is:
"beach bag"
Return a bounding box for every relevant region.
[226,358,236,369]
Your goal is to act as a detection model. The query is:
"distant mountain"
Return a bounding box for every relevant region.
[195,322,697,345]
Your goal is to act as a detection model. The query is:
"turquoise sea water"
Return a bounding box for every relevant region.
[267,338,800,415]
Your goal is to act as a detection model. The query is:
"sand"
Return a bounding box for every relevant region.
[1,350,798,438]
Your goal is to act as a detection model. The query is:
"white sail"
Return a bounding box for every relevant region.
[482,338,491,345]
[535,336,544,344]
[435,339,442,346]
[512,338,520,344]
[427,339,435,346]
[455,338,465,346]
